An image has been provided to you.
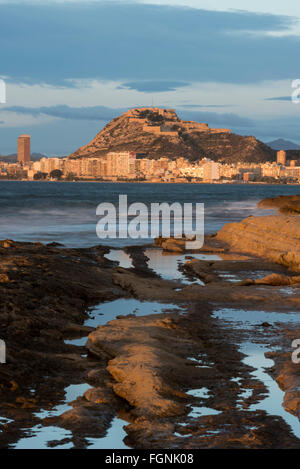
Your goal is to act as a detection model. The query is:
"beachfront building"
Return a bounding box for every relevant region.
[106,151,136,178]
[202,160,220,181]
[17,134,31,164]
[262,162,282,179]
[277,150,286,165]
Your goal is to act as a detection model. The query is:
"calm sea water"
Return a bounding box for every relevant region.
[0,181,299,247]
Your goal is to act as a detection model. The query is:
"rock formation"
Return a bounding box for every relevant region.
[69,107,275,164]
[258,194,300,214]
[2,196,300,449]
[216,212,300,272]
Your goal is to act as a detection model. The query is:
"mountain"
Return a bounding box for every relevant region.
[69,107,276,164]
[0,153,48,163]
[267,138,300,151]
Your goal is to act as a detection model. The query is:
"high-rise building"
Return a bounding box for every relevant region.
[203,161,219,181]
[277,150,286,166]
[106,151,136,177]
[18,134,31,164]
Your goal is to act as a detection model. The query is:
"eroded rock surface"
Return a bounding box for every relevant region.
[216,214,300,271]
[1,196,300,449]
[258,194,300,214]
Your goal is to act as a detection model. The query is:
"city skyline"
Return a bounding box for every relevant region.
[2,142,299,184]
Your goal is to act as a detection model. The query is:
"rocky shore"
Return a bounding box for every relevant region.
[216,198,300,272]
[0,194,300,449]
[258,194,300,214]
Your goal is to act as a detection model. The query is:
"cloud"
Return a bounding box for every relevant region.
[4,105,127,121]
[177,104,235,108]
[2,103,300,153]
[265,96,292,101]
[1,3,299,87]
[4,104,254,129]
[248,116,300,142]
[118,81,189,93]
[176,109,255,128]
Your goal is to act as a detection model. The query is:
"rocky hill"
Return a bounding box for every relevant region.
[69,107,275,164]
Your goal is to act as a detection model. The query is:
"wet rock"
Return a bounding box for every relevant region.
[155,236,225,254]
[217,213,300,272]
[260,322,272,328]
[0,240,15,248]
[1,230,300,449]
[84,387,116,405]
[0,273,9,283]
[273,353,300,419]
[254,273,300,286]
[46,242,65,247]
[55,401,116,435]
[161,240,185,253]
[0,240,124,447]
[86,314,196,418]
[184,259,219,284]
[258,194,300,214]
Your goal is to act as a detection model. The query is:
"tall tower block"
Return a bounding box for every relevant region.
[18,134,31,164]
[276,150,286,165]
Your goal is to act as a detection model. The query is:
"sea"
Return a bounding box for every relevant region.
[0,181,299,247]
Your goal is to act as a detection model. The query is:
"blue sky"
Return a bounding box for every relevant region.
[0,0,300,155]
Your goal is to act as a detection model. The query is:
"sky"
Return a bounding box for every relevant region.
[0,0,300,155]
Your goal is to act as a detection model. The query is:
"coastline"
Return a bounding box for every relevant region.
[0,194,300,448]
[0,178,299,186]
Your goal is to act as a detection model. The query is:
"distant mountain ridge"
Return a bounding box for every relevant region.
[0,153,48,162]
[69,107,276,164]
[267,139,300,151]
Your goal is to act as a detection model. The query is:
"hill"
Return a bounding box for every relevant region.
[69,108,275,164]
[267,139,300,151]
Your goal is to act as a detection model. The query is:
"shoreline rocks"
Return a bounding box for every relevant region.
[258,194,300,214]
[216,214,300,272]
[1,193,300,449]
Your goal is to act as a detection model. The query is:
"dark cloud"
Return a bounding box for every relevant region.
[4,105,127,121]
[1,3,299,86]
[118,81,189,92]
[265,96,292,101]
[246,116,300,142]
[2,104,300,153]
[4,105,254,128]
[176,109,255,128]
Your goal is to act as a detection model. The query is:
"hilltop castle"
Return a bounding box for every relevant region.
[126,107,231,136]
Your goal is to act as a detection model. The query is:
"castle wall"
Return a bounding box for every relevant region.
[143,124,162,133]
[127,108,230,135]
[210,129,231,134]
[143,124,178,137]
